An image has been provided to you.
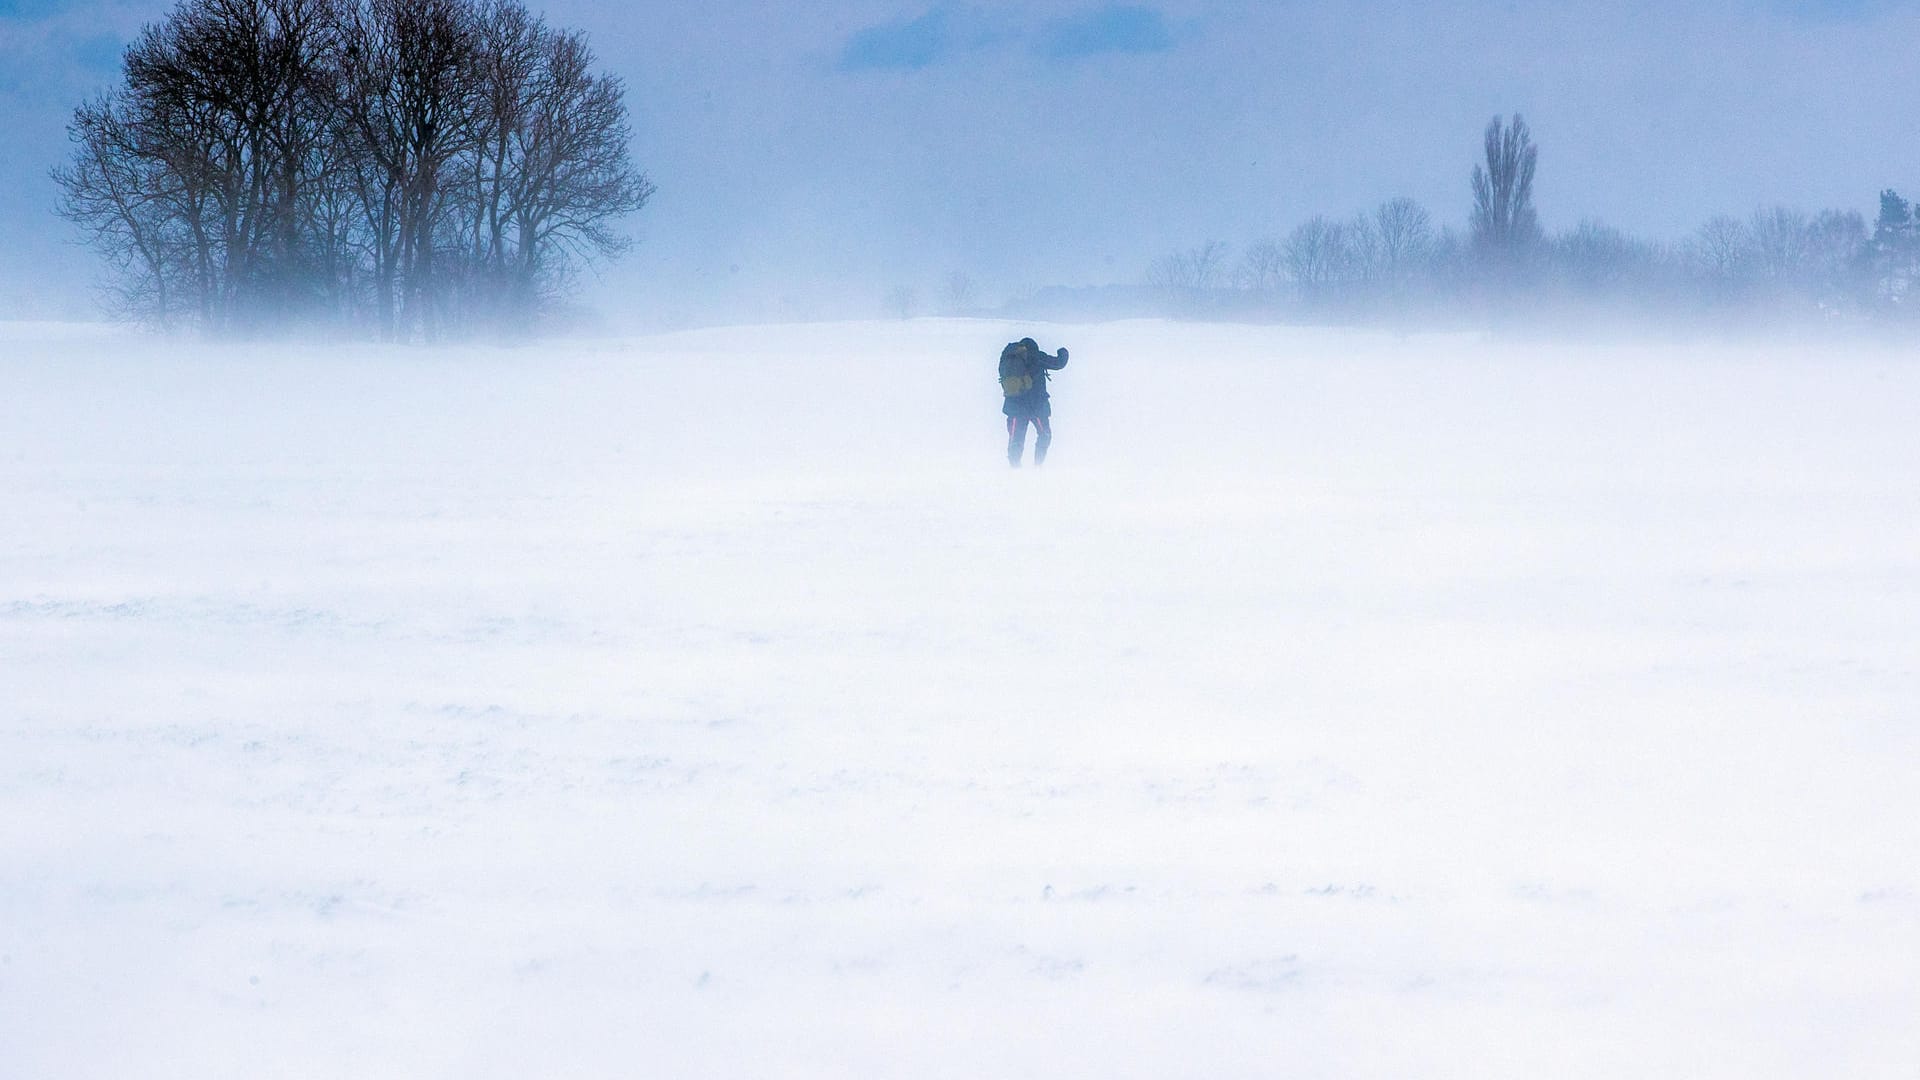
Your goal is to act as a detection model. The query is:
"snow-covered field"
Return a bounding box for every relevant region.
[2,317,1916,1078]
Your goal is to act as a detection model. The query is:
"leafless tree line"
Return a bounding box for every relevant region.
[52,0,653,339]
[1147,113,1908,323]
[1146,197,1442,315]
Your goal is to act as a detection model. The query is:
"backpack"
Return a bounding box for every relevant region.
[998,343,1033,397]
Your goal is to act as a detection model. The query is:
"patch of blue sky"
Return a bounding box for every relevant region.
[836,7,953,72]
[1037,5,1175,60]
[75,32,121,72]
[0,0,72,18]
[1769,0,1912,18]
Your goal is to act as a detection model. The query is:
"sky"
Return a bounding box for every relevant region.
[2,0,1918,324]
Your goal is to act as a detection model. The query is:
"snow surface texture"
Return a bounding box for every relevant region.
[2,318,1916,1078]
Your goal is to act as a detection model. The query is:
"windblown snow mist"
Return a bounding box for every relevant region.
[2,318,1916,1078]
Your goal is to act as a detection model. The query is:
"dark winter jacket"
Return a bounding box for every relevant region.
[1000,342,1069,419]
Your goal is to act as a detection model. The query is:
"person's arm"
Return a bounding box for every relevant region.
[1042,346,1069,370]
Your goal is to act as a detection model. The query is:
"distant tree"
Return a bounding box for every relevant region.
[1371,196,1434,283]
[1192,240,1231,289]
[1687,213,1750,291]
[1469,114,1541,269]
[1873,189,1910,241]
[883,283,917,319]
[1551,219,1661,296]
[1290,214,1351,299]
[1146,240,1230,291]
[1235,238,1287,296]
[940,270,977,314]
[1744,206,1812,289]
[1683,215,1743,307]
[1146,240,1231,314]
[1706,206,1868,313]
[1343,212,1381,288]
[1805,208,1868,309]
[1426,225,1471,293]
[1869,189,1915,306]
[1875,189,1911,232]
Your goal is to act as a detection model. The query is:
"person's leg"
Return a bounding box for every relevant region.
[1006,416,1028,466]
[1033,416,1052,465]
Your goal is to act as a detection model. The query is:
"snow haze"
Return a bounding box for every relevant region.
[3,318,1917,1076]
[5,1,1920,322]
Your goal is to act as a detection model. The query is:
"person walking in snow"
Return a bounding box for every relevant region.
[998,336,1069,467]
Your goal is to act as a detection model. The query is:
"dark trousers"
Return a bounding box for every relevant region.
[1006,415,1051,466]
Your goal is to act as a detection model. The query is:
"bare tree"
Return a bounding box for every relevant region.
[940,270,977,314]
[1146,240,1230,314]
[1192,240,1231,289]
[1283,216,1349,301]
[53,92,184,324]
[1235,238,1287,296]
[457,0,546,311]
[256,0,347,320]
[1371,197,1434,283]
[1805,208,1868,309]
[1744,206,1812,287]
[1687,214,1750,287]
[338,0,478,340]
[57,0,344,330]
[499,26,653,310]
[1343,212,1380,287]
[56,0,652,338]
[1470,114,1541,264]
[1146,240,1230,292]
[1551,219,1660,294]
[1426,226,1471,293]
